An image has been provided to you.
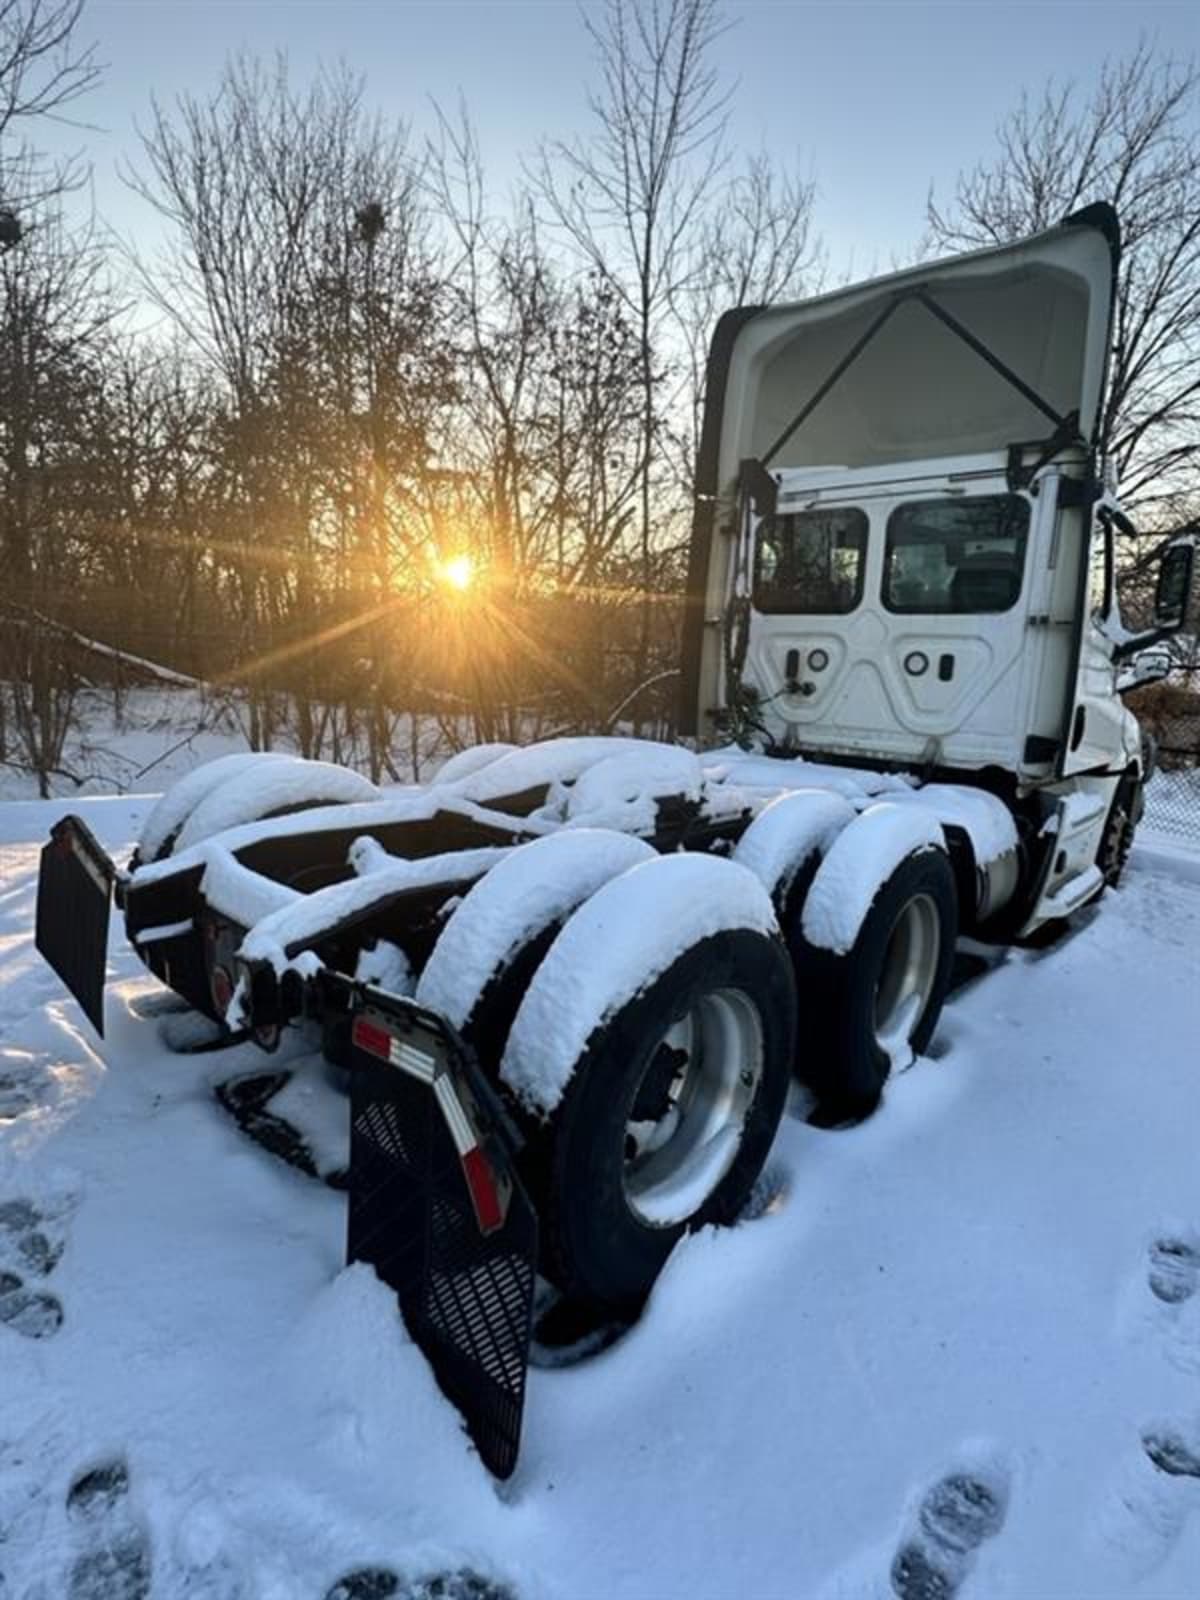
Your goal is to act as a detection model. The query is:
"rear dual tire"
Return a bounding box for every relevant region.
[531,928,796,1312]
[789,848,958,1120]
[421,845,798,1314]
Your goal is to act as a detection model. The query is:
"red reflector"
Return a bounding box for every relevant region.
[351,1017,393,1062]
[210,964,234,1017]
[462,1145,505,1235]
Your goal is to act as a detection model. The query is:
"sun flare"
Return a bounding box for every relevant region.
[439,553,475,592]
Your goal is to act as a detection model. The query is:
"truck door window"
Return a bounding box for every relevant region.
[883,495,1030,614]
[754,506,868,614]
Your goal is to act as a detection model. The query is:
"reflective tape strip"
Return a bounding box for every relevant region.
[133,918,194,946]
[433,1074,476,1157]
[394,1040,436,1083]
[351,1017,437,1083]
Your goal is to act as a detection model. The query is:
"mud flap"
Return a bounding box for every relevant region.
[337,981,538,1479]
[35,816,117,1037]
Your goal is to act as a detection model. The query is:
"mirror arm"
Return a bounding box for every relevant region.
[1111,624,1177,665]
[1097,507,1117,618]
[1099,502,1138,540]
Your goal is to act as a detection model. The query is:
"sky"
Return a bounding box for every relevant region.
[24,0,1200,279]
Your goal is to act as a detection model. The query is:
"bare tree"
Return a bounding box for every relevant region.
[671,147,823,488]
[927,45,1200,510]
[0,0,99,205]
[0,206,116,793]
[428,106,659,739]
[532,0,731,694]
[128,58,453,773]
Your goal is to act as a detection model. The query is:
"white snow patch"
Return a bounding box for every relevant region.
[701,748,914,801]
[447,736,687,806]
[237,847,510,973]
[562,746,702,831]
[501,853,778,1114]
[430,742,518,786]
[199,846,300,927]
[131,787,549,890]
[6,795,1200,1596]
[733,789,856,901]
[263,1054,351,1178]
[354,939,415,997]
[802,802,946,954]
[174,758,379,853]
[416,829,656,1029]
[347,835,393,876]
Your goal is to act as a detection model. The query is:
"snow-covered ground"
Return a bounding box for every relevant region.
[3,797,1200,1597]
[0,687,459,804]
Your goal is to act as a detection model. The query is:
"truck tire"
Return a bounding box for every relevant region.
[791,846,957,1120]
[524,927,795,1312]
[415,829,655,1066]
[1099,772,1140,888]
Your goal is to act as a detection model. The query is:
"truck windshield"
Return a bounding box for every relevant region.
[754,506,868,614]
[883,494,1030,614]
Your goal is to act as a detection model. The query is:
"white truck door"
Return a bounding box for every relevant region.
[747,472,1053,771]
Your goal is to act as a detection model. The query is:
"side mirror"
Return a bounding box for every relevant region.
[1112,533,1197,663]
[1155,539,1195,630]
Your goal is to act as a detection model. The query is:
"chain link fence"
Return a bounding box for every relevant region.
[1124,679,1200,847]
[1142,725,1200,847]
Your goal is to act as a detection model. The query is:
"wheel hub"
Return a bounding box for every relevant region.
[874,892,941,1065]
[622,990,763,1228]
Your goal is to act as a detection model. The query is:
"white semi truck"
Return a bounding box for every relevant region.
[35,202,1196,1477]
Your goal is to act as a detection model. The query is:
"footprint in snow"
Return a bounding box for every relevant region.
[1148,1235,1200,1306]
[1143,1233,1200,1376]
[0,1194,73,1340]
[65,1457,152,1600]
[1091,1421,1200,1579]
[0,1051,53,1122]
[325,1569,516,1600]
[890,1464,1010,1600]
[1144,1429,1200,1480]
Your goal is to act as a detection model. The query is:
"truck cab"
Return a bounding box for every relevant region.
[680,201,1195,932]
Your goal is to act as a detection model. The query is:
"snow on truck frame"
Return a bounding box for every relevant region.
[34,202,1197,1479]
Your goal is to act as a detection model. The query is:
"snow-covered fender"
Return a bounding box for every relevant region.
[173,758,379,854]
[416,828,656,1060]
[732,788,856,910]
[137,751,298,863]
[800,802,948,956]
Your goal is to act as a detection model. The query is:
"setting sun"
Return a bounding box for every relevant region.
[439,553,475,592]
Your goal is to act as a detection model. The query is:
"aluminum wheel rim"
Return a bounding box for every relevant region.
[874,892,940,1062]
[622,988,763,1228]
